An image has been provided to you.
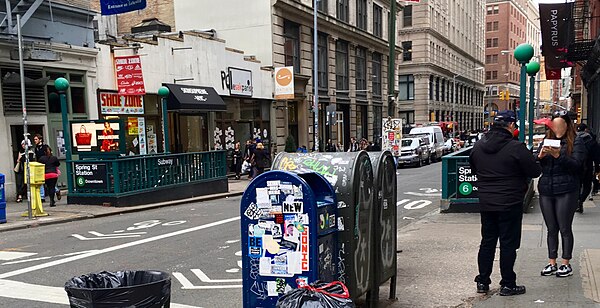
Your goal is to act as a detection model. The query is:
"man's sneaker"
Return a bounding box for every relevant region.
[499,285,526,296]
[476,282,489,294]
[556,264,573,277]
[541,263,558,276]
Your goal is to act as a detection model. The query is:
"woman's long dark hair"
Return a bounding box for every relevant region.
[546,114,575,155]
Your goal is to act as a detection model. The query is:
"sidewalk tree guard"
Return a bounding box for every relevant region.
[56,77,74,193]
[514,43,534,142]
[158,86,170,154]
[526,61,540,148]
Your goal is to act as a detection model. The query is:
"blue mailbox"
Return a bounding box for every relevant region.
[0,173,6,223]
[240,170,337,308]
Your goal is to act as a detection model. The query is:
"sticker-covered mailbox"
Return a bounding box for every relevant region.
[241,170,338,308]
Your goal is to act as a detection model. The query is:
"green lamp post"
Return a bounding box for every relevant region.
[55,77,73,193]
[158,86,170,154]
[526,61,540,148]
[514,43,534,142]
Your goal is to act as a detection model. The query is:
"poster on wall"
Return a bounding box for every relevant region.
[71,120,124,155]
[114,55,146,95]
[228,67,253,97]
[55,130,66,159]
[138,117,147,155]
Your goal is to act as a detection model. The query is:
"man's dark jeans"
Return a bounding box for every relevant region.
[476,205,523,287]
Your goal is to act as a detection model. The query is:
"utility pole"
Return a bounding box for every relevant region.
[17,15,32,219]
[387,0,397,116]
[313,0,319,151]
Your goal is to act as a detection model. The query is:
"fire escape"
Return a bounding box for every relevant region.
[0,0,45,34]
[566,0,600,88]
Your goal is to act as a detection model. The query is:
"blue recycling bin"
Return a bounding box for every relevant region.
[0,173,6,223]
[240,170,338,308]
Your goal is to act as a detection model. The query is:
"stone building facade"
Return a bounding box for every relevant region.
[397,0,486,133]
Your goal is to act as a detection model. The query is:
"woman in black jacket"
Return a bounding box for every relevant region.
[537,112,585,277]
[251,143,270,176]
[231,142,243,180]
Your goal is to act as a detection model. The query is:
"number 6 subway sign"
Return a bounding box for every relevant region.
[457,162,478,198]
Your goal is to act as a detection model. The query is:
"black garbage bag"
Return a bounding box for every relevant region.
[64,270,171,308]
[276,280,355,308]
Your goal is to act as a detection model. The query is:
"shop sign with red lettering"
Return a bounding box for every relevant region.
[114,55,146,95]
[100,92,144,114]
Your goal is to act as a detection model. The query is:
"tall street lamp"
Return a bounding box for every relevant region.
[158,86,170,153]
[56,77,72,195]
[514,43,534,142]
[526,61,540,148]
[453,66,484,137]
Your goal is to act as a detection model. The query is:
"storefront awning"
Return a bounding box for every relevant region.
[163,83,226,111]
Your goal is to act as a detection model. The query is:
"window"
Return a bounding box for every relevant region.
[356,0,367,30]
[493,5,499,14]
[486,71,491,80]
[373,4,383,37]
[403,5,412,28]
[435,77,440,101]
[492,71,498,79]
[402,41,412,61]
[372,52,382,97]
[486,38,499,48]
[441,80,445,101]
[337,0,349,22]
[429,76,434,100]
[284,20,300,74]
[373,105,382,146]
[493,21,499,31]
[317,33,328,89]
[355,47,367,94]
[398,74,414,100]
[336,40,349,92]
[486,22,492,32]
[46,70,87,114]
[317,0,327,13]
[487,5,499,14]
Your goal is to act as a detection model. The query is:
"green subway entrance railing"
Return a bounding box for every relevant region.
[441,145,535,213]
[70,151,227,197]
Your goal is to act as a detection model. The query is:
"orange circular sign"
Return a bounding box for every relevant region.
[276,68,293,87]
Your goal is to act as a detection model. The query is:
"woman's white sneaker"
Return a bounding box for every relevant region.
[556,264,573,277]
[541,263,558,276]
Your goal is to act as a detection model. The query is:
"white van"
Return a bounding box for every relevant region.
[409,126,445,162]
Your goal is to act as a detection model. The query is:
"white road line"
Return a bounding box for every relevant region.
[173,272,195,288]
[0,279,201,308]
[0,251,37,261]
[89,231,147,236]
[404,192,441,197]
[179,285,243,290]
[191,269,242,283]
[71,234,143,241]
[2,250,99,266]
[0,216,240,279]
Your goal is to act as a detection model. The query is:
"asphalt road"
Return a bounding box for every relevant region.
[0,160,442,307]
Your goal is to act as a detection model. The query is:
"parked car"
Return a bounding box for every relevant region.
[397,137,430,167]
[443,138,458,155]
[409,126,445,162]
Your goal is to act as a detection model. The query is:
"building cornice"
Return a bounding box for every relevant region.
[398,27,484,67]
[0,40,98,58]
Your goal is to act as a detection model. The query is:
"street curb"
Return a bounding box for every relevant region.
[0,191,245,233]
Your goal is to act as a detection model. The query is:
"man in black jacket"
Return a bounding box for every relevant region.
[576,123,599,213]
[469,110,541,296]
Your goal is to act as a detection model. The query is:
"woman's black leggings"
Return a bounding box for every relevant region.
[539,191,578,260]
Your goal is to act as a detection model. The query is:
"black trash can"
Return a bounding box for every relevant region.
[64,270,171,308]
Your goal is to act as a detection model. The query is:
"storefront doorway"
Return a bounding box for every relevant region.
[170,113,209,153]
[10,125,44,161]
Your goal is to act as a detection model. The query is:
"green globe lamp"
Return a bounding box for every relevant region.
[526,61,540,148]
[514,43,534,142]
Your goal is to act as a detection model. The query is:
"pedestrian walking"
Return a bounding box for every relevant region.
[244,139,256,179]
[38,146,60,207]
[537,111,585,278]
[14,139,34,203]
[575,123,599,213]
[469,110,541,296]
[251,143,270,177]
[231,142,243,180]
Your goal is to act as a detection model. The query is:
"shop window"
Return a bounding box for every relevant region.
[70,87,86,114]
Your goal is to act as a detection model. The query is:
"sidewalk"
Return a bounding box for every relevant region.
[0,176,252,233]
[391,196,600,307]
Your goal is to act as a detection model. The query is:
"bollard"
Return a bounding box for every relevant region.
[0,173,6,223]
[272,151,375,302]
